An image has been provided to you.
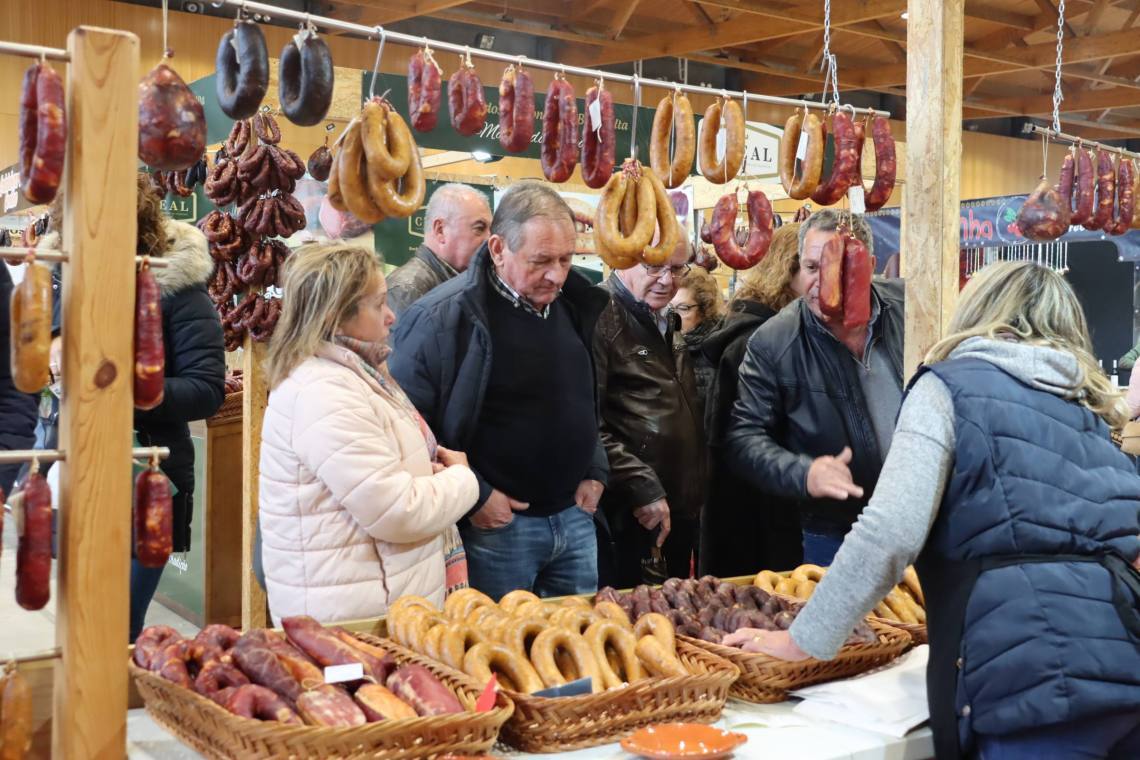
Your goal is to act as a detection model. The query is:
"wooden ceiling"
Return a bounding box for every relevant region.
[324,0,1140,141]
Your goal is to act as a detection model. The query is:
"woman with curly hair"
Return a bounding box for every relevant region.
[671,261,725,408]
[700,222,810,576]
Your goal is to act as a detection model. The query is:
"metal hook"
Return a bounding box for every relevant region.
[368,27,387,100]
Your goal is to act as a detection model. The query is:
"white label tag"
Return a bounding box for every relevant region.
[795,131,808,161]
[324,663,364,684]
[715,126,727,163]
[589,99,603,132]
[848,184,866,214]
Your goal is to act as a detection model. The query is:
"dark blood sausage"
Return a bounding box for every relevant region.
[707,190,774,270]
[864,116,896,212]
[842,234,873,329]
[811,110,859,206]
[581,84,616,189]
[1108,157,1135,235]
[138,61,207,171]
[307,143,332,181]
[279,31,334,127]
[1085,149,1115,231]
[134,260,165,410]
[499,64,534,153]
[540,76,578,183]
[448,61,487,137]
[1070,148,1095,226]
[16,471,52,611]
[215,21,269,119]
[20,63,66,204]
[407,48,442,133]
[1017,177,1070,241]
[134,464,173,568]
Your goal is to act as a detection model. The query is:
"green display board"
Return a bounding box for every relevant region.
[373,178,493,268]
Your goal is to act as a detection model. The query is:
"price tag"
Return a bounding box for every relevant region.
[795,131,808,161]
[848,184,866,214]
[589,98,603,131]
[324,663,364,684]
[715,126,727,163]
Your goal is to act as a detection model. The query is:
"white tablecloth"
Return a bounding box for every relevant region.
[127,702,934,759]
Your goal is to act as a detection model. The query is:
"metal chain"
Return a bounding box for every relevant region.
[821,0,831,70]
[1051,0,1066,132]
[820,0,840,105]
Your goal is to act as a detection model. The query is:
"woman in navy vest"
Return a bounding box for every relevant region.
[726,261,1140,759]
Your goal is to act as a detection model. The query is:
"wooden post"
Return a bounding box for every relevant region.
[902,0,965,377]
[242,338,270,629]
[55,25,139,759]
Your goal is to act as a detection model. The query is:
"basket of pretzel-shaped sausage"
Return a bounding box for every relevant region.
[596,575,914,703]
[129,618,513,759]
[385,588,739,753]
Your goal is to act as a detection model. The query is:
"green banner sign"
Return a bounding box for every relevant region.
[373,178,493,268]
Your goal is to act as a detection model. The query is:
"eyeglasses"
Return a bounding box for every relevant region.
[643,263,691,279]
[671,303,698,314]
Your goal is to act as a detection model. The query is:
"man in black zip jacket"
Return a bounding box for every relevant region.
[724,209,903,566]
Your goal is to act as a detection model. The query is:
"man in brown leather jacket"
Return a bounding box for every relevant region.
[593,240,708,587]
[387,183,491,316]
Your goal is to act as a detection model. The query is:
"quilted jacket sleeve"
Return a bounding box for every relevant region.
[292,374,479,545]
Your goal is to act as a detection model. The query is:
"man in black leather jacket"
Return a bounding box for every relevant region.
[593,241,707,587]
[725,210,903,566]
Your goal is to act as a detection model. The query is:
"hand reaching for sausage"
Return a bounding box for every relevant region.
[721,629,810,661]
[634,499,671,547]
[574,479,604,514]
[806,447,864,501]
[471,488,529,529]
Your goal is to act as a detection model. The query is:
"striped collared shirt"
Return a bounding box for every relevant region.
[488,266,555,319]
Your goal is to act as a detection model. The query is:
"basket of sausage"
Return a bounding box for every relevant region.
[597,575,912,704]
[384,588,740,753]
[129,617,513,760]
[755,563,929,647]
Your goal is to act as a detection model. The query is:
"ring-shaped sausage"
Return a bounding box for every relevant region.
[444,587,496,620]
[499,589,541,613]
[585,620,644,689]
[279,30,334,127]
[529,628,603,693]
[463,642,545,693]
[633,612,676,653]
[215,21,269,120]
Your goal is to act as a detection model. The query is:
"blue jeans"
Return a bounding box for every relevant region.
[460,507,598,601]
[977,711,1140,759]
[802,530,845,566]
[129,560,166,642]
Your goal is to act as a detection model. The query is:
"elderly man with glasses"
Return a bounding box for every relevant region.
[592,239,708,587]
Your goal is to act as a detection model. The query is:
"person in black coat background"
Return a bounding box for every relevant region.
[45,175,225,639]
[0,263,40,494]
[701,223,809,576]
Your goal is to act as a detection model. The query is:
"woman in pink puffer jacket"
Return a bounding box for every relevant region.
[259,243,479,624]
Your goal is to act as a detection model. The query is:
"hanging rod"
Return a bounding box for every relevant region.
[0,41,69,62]
[219,0,890,118]
[0,247,170,268]
[0,447,170,465]
[1029,125,1140,161]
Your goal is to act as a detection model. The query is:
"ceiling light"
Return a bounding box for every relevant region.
[471,150,493,162]
[475,33,495,50]
[900,12,908,19]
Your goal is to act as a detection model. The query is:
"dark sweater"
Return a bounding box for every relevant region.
[467,291,598,516]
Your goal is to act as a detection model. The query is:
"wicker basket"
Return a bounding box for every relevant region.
[129,639,513,759]
[870,617,928,646]
[681,619,911,704]
[206,391,243,427]
[355,634,739,754]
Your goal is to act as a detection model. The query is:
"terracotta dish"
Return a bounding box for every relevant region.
[621,723,748,759]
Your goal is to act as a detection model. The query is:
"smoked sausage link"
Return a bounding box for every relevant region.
[134,261,165,410]
[581,84,616,189]
[134,465,173,569]
[818,235,845,321]
[1108,157,1135,235]
[842,234,873,329]
[407,48,442,133]
[10,260,52,394]
[1085,149,1115,231]
[499,65,534,153]
[448,62,487,137]
[139,62,207,171]
[16,471,52,611]
[1016,177,1070,241]
[1070,149,1095,226]
[20,63,67,204]
[540,77,578,183]
[708,190,774,270]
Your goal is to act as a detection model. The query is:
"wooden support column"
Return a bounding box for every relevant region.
[242,338,269,629]
[902,0,965,377]
[55,25,139,759]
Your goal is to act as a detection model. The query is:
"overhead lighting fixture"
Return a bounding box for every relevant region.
[900,12,908,19]
[471,150,493,162]
[475,33,495,50]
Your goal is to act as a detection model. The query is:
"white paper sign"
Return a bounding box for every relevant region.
[324,663,364,684]
[589,98,603,131]
[715,126,727,163]
[848,184,866,214]
[795,131,808,161]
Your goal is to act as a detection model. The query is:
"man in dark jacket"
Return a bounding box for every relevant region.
[593,241,707,587]
[0,264,40,494]
[386,183,491,316]
[726,209,903,566]
[390,181,610,600]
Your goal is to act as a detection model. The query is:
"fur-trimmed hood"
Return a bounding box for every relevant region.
[38,219,212,298]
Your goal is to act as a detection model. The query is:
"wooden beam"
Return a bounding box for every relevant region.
[429,9,630,50]
[241,340,269,630]
[654,0,907,26]
[569,0,618,25]
[903,0,965,376]
[1082,0,1112,35]
[993,78,1140,114]
[964,2,1037,30]
[55,25,139,760]
[609,0,643,38]
[1033,0,1078,38]
[871,20,907,62]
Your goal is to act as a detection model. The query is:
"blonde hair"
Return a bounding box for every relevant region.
[677,265,725,321]
[266,242,382,388]
[926,260,1128,430]
[732,222,802,311]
